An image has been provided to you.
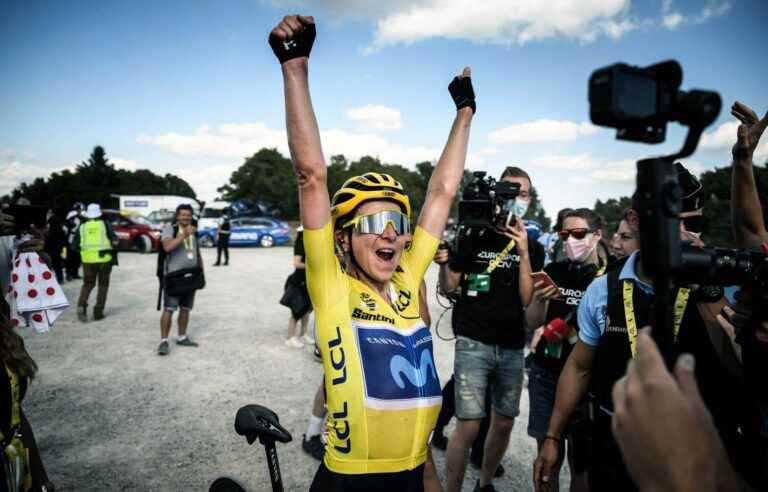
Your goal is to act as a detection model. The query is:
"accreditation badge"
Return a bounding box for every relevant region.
[466,273,490,297]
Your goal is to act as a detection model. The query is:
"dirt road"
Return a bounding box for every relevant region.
[22,247,566,491]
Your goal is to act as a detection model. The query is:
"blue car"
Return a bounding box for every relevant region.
[198,217,291,248]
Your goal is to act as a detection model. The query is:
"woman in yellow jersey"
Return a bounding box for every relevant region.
[269,15,475,492]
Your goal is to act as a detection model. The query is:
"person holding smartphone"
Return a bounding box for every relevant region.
[436,166,545,492]
[524,208,606,492]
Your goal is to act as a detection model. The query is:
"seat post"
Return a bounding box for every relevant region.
[260,437,284,492]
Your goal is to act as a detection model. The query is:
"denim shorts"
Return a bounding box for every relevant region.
[453,336,524,420]
[527,358,559,439]
[164,290,195,311]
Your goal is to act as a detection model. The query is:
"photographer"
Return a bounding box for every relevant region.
[437,166,545,492]
[157,204,203,356]
[533,163,744,491]
[525,208,607,492]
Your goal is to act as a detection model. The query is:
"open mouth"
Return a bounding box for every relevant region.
[376,248,395,262]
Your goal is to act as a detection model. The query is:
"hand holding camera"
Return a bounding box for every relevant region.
[503,219,528,254]
[433,245,450,265]
[448,67,476,114]
[269,15,316,64]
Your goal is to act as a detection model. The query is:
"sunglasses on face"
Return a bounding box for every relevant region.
[559,228,591,240]
[342,210,411,236]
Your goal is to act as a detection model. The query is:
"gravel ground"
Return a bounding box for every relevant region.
[21,247,568,491]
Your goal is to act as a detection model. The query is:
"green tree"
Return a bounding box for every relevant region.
[524,187,551,230]
[593,196,633,237]
[217,148,298,217]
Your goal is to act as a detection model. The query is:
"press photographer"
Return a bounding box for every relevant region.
[436,166,545,492]
[533,59,754,491]
[524,208,607,492]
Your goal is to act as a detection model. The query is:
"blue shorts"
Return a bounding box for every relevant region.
[453,336,524,420]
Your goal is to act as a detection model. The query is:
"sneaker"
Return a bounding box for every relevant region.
[77,306,87,322]
[213,263,220,266]
[302,333,315,345]
[313,346,322,363]
[176,337,199,347]
[158,341,170,356]
[473,481,497,492]
[302,434,324,461]
[284,337,303,348]
[431,431,448,450]
[93,311,105,321]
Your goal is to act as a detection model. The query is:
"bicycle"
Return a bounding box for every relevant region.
[209,404,293,492]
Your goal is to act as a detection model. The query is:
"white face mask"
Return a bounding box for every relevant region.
[505,198,529,218]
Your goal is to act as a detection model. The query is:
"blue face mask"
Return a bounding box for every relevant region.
[506,198,529,218]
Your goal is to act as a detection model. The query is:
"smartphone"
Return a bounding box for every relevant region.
[530,271,560,296]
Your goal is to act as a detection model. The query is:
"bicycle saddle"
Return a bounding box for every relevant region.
[234,404,292,445]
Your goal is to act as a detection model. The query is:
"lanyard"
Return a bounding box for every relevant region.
[622,280,690,358]
[484,238,516,274]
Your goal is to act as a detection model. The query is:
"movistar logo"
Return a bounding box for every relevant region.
[352,308,394,325]
[389,350,437,389]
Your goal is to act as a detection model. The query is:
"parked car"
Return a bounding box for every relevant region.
[145,209,176,230]
[101,209,162,253]
[197,217,291,248]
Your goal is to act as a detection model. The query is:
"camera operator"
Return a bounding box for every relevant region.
[533,163,746,491]
[437,166,545,492]
[525,208,607,492]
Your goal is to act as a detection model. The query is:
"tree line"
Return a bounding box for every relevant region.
[3,146,196,213]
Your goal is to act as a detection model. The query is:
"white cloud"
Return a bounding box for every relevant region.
[660,1,730,30]
[589,159,637,183]
[345,104,403,131]
[488,119,600,145]
[138,120,481,170]
[364,0,634,51]
[662,12,683,29]
[700,120,768,161]
[0,160,72,197]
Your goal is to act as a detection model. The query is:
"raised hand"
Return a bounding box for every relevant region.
[269,15,316,64]
[731,101,768,162]
[448,67,475,114]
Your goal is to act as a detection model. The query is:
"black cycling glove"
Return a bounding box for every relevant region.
[269,22,316,64]
[448,75,476,114]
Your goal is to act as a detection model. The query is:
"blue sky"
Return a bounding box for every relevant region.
[2,0,767,219]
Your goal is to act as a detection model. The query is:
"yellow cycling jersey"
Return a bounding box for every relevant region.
[304,222,442,475]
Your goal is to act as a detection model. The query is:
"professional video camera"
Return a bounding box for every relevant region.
[457,171,521,229]
[588,59,726,362]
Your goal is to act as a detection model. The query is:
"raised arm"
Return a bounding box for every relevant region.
[730,101,768,249]
[270,15,330,230]
[418,68,475,238]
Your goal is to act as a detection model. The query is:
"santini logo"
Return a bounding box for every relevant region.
[352,308,394,325]
[390,350,437,389]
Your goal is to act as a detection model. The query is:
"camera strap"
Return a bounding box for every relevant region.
[484,238,516,275]
[623,280,690,358]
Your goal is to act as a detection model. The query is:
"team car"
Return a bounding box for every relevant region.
[101,209,162,253]
[197,217,291,248]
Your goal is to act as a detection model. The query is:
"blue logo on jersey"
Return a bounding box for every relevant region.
[390,350,437,389]
[356,326,441,402]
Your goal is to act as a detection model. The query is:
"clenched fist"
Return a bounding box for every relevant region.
[448,67,476,114]
[269,15,316,64]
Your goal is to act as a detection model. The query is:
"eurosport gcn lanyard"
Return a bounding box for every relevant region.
[622,280,690,358]
[466,238,516,296]
[2,365,31,492]
[178,225,195,261]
